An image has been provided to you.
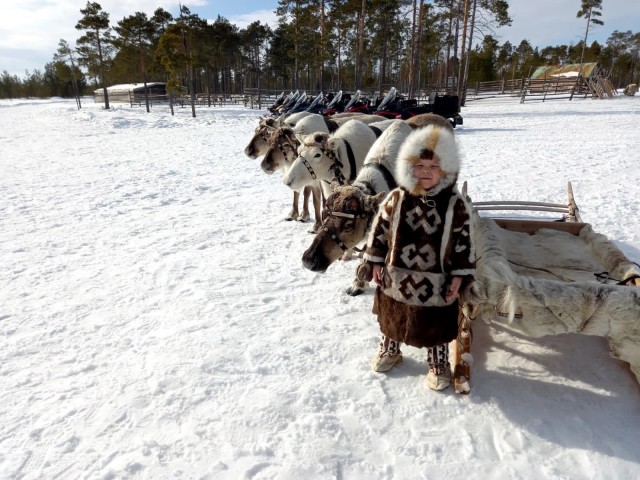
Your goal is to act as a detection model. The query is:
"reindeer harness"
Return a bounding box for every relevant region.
[299,137,357,186]
[273,130,299,160]
[321,194,377,252]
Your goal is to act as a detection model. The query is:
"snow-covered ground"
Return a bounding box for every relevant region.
[1,95,639,479]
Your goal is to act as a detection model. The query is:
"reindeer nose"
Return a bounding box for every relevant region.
[302,248,329,272]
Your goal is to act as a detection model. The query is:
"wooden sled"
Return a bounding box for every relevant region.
[451,181,640,394]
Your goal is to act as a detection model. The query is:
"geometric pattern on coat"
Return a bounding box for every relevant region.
[398,272,436,303]
[384,267,449,306]
[400,243,437,270]
[406,203,441,234]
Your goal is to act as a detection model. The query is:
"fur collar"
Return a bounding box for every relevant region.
[395,125,460,196]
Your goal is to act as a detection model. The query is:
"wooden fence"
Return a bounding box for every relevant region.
[464,78,526,102]
[95,91,264,108]
[96,75,616,111]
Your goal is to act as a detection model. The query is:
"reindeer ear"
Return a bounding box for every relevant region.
[285,129,298,145]
[363,192,386,212]
[327,137,339,151]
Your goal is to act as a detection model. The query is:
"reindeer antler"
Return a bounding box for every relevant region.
[363,192,386,211]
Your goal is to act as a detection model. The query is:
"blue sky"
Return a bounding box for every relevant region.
[1,1,638,78]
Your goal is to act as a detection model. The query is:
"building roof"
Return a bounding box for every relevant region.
[93,82,166,94]
[530,63,601,80]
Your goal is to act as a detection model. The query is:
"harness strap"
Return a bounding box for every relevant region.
[360,162,397,190]
[329,211,356,219]
[276,135,295,158]
[301,157,317,180]
[323,138,357,186]
[621,274,640,286]
[369,125,382,138]
[594,271,640,286]
[344,139,357,182]
[329,164,346,185]
[322,226,348,251]
[324,118,339,132]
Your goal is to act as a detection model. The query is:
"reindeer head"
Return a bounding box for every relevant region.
[261,127,299,174]
[298,132,333,169]
[282,131,334,191]
[302,185,386,272]
[244,118,277,158]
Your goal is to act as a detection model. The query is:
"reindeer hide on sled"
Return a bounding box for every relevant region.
[468,214,640,385]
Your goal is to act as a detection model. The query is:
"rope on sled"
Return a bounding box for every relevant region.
[594,271,640,286]
[507,259,575,282]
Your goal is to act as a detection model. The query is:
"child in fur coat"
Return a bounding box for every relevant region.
[357,124,476,390]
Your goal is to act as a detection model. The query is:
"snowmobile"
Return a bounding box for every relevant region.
[279,91,309,115]
[303,92,327,114]
[342,90,372,114]
[266,91,287,115]
[321,90,345,116]
[268,90,300,117]
[373,86,464,128]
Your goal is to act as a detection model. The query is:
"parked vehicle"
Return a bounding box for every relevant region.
[374,87,463,128]
[319,90,343,116]
[265,87,463,127]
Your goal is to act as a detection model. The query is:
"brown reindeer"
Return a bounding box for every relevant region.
[262,127,323,233]
[244,114,321,232]
[244,117,279,159]
[302,184,385,275]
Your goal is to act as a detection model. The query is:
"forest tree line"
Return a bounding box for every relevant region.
[1,0,638,102]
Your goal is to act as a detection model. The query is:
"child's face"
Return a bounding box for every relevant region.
[413,158,441,190]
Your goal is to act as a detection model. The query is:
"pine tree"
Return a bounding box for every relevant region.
[112,12,155,112]
[75,1,113,109]
[54,39,83,109]
[577,0,604,64]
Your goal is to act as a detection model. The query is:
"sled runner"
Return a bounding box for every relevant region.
[452,182,640,394]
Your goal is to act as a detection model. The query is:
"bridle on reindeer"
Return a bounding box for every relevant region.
[272,128,299,160]
[256,121,277,145]
[320,192,378,253]
[320,162,396,253]
[300,133,357,186]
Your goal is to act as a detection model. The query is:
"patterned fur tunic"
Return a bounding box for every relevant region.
[361,125,476,348]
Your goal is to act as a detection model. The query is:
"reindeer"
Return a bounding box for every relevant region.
[260,114,370,233]
[261,127,323,233]
[301,120,412,294]
[292,113,394,144]
[282,119,395,201]
[244,112,321,231]
[244,111,316,158]
[244,117,278,159]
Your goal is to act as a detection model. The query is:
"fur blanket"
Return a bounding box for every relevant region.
[467,214,640,384]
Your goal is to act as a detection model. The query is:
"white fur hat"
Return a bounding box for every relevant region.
[395,125,460,196]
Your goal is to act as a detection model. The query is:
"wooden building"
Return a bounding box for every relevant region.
[93,83,167,104]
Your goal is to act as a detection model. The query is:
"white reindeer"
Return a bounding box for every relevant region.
[282,119,389,199]
[293,113,392,143]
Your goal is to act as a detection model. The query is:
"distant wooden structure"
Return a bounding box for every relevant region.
[93,82,167,105]
[520,63,616,103]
